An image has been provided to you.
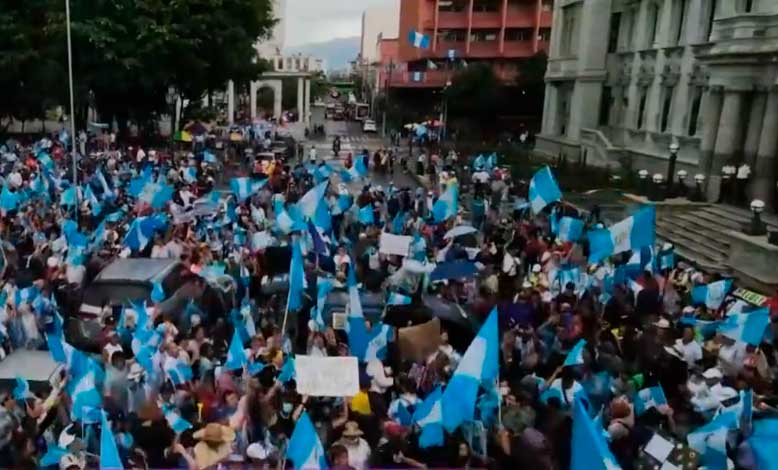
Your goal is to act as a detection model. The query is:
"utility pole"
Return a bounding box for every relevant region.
[382,59,395,138]
[65,0,79,218]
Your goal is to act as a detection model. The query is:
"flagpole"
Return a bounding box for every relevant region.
[65,0,80,219]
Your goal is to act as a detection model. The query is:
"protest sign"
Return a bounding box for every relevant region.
[294,356,359,397]
[380,233,412,257]
[398,318,441,362]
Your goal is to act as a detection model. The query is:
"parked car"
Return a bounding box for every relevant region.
[0,350,64,394]
[362,119,377,133]
[67,259,231,353]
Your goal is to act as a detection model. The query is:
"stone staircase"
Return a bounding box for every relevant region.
[656,204,778,285]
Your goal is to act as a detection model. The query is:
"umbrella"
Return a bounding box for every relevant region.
[184,121,208,135]
[444,225,477,239]
[174,130,193,143]
[403,123,416,129]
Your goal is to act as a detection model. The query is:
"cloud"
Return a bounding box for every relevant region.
[284,0,395,47]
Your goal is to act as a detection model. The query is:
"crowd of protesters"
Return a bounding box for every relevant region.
[0,124,774,470]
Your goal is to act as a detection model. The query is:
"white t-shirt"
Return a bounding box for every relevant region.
[502,253,519,276]
[151,244,168,259]
[334,254,351,269]
[674,339,702,368]
[66,264,86,286]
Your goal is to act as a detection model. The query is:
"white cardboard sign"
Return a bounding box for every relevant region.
[294,355,360,397]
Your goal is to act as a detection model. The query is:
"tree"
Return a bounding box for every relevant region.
[513,51,548,116]
[445,63,503,128]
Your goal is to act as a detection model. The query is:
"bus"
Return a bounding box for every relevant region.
[353,103,369,122]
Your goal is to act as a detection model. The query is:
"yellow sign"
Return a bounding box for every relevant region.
[733,287,768,306]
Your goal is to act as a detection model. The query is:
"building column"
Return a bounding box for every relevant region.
[297,77,305,123]
[227,80,235,124]
[304,79,311,127]
[697,86,724,185]
[752,86,778,209]
[743,89,767,168]
[708,90,745,201]
[542,83,559,135]
[273,81,283,119]
[250,81,258,121]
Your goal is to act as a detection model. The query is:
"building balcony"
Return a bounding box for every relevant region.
[539,10,552,26]
[438,11,469,29]
[471,11,503,28]
[432,40,467,57]
[387,65,518,88]
[502,40,535,57]
[469,40,501,57]
[505,4,537,27]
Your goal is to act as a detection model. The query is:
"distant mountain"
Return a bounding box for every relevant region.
[285,36,360,72]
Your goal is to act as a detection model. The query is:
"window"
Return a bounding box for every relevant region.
[744,0,754,12]
[599,86,613,126]
[647,3,660,47]
[625,9,636,50]
[438,0,467,12]
[608,12,621,53]
[538,27,551,42]
[688,86,703,136]
[505,28,534,41]
[660,87,674,132]
[438,29,467,42]
[473,0,500,12]
[542,0,554,12]
[674,0,688,45]
[470,29,500,42]
[560,4,579,56]
[704,0,717,42]
[637,89,648,129]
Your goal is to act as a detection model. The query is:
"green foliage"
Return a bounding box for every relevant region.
[445,63,503,127]
[1,0,276,135]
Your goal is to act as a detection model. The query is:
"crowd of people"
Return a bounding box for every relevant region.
[0,125,775,470]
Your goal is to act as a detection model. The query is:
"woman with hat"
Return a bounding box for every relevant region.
[334,421,370,470]
[170,422,235,470]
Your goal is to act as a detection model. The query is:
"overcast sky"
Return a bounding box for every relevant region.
[284,0,394,47]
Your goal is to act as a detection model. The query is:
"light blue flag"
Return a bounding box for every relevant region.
[230,177,266,203]
[96,169,114,199]
[100,411,124,470]
[633,385,668,416]
[472,154,485,170]
[162,404,193,434]
[183,167,197,183]
[413,386,444,448]
[441,307,498,432]
[587,206,656,263]
[486,153,497,170]
[275,201,306,234]
[717,308,769,346]
[130,177,173,209]
[151,282,165,303]
[358,204,375,225]
[13,376,30,401]
[564,339,587,367]
[15,286,39,307]
[123,218,155,251]
[571,398,622,470]
[278,356,296,383]
[432,183,459,223]
[164,359,193,386]
[555,216,584,243]
[364,323,393,363]
[337,194,352,214]
[387,292,412,305]
[529,166,562,213]
[60,186,77,207]
[688,412,736,470]
[40,444,69,467]
[37,151,55,170]
[225,329,248,370]
[203,150,217,164]
[0,187,18,213]
[299,181,329,218]
[748,419,778,470]
[692,279,733,311]
[287,238,306,312]
[346,264,370,360]
[558,266,585,296]
[71,370,103,422]
[287,411,327,470]
[657,247,675,271]
[408,29,431,49]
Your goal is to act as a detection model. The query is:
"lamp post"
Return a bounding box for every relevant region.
[692,174,705,201]
[638,169,649,196]
[745,199,767,236]
[666,140,680,197]
[65,0,79,217]
[677,170,688,198]
[652,173,665,201]
[166,86,177,145]
[720,166,735,204]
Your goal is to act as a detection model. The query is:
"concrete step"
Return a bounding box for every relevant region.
[684,209,745,232]
[700,205,778,232]
[667,242,731,274]
[655,219,731,259]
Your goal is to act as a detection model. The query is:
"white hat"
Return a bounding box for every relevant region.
[653,318,671,329]
[532,264,541,273]
[246,442,273,461]
[702,368,723,380]
[59,454,84,470]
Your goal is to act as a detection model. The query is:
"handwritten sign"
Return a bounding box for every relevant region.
[733,287,769,307]
[294,356,359,397]
[379,233,412,257]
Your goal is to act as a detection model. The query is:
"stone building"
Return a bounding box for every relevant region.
[536,0,778,208]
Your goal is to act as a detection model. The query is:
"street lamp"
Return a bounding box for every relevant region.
[651,173,665,201]
[744,199,768,236]
[677,170,688,198]
[166,86,177,144]
[65,0,79,217]
[692,174,705,201]
[666,140,680,197]
[638,169,649,195]
[720,165,736,204]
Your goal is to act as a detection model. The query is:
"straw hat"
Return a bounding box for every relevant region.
[341,421,364,438]
[193,423,236,469]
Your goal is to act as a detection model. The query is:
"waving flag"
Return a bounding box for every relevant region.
[564,339,587,367]
[587,206,656,263]
[408,29,430,49]
[151,282,165,303]
[571,398,622,470]
[224,329,248,370]
[123,217,160,251]
[231,177,262,202]
[441,307,498,432]
[287,238,306,312]
[13,376,30,401]
[96,169,114,199]
[717,308,769,346]
[100,412,124,470]
[162,404,192,434]
[346,264,370,359]
[163,357,193,385]
[747,418,778,470]
[299,181,329,218]
[71,370,103,422]
[287,411,327,470]
[129,177,173,209]
[529,166,562,213]
[358,204,375,225]
[473,154,485,170]
[688,413,736,470]
[276,201,306,234]
[413,386,444,448]
[633,385,668,416]
[364,323,393,362]
[183,167,197,183]
[486,153,497,170]
[692,279,733,311]
[657,247,675,271]
[387,292,412,305]
[278,356,296,383]
[432,183,459,223]
[555,216,584,243]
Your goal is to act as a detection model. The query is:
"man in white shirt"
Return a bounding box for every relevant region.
[736,163,751,205]
[673,326,702,368]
